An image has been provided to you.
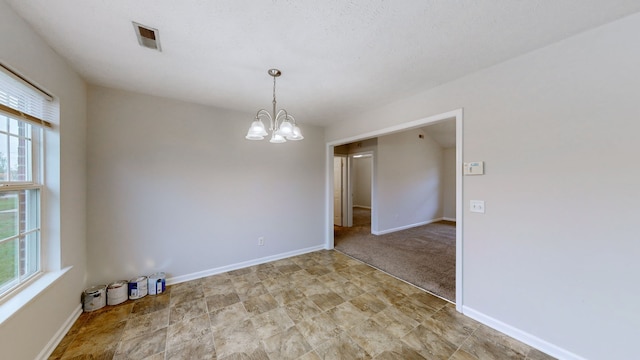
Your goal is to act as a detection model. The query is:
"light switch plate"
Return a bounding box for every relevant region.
[464,161,484,175]
[470,200,485,213]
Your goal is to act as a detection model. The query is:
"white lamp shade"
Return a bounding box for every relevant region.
[269,133,286,143]
[286,125,304,141]
[275,120,294,136]
[246,119,268,140]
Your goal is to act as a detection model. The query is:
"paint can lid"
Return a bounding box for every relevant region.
[108,280,128,289]
[129,276,147,283]
[84,285,106,295]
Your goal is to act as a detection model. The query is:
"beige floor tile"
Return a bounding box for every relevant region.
[209,302,250,331]
[212,319,262,359]
[298,350,322,360]
[313,333,371,360]
[271,287,306,306]
[165,336,216,360]
[114,327,166,360]
[234,280,268,301]
[449,349,478,360]
[250,307,295,340]
[284,298,323,323]
[370,306,420,338]
[243,293,278,315]
[130,293,171,317]
[262,325,312,360]
[206,292,241,311]
[421,304,479,346]
[51,250,551,360]
[326,302,370,331]
[122,308,169,340]
[402,324,458,360]
[310,291,346,311]
[169,298,208,325]
[349,293,388,317]
[169,287,204,306]
[347,319,398,357]
[372,343,426,360]
[166,313,212,351]
[296,312,343,349]
[60,320,126,359]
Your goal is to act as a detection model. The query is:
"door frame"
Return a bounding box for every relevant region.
[333,155,348,226]
[325,108,464,310]
[347,151,374,230]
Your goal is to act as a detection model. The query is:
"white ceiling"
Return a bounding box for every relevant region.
[6,1,640,126]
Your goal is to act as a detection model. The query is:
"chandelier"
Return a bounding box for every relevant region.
[245,69,303,143]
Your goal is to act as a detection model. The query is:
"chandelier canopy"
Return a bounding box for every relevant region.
[245,69,303,143]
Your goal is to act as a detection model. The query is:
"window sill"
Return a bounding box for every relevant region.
[0,266,72,325]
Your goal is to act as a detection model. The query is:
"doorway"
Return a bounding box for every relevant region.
[326,108,463,308]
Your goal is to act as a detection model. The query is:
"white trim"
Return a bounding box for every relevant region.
[0,266,71,324]
[462,306,586,360]
[443,217,456,222]
[372,218,444,235]
[36,304,82,360]
[166,245,325,285]
[455,110,463,311]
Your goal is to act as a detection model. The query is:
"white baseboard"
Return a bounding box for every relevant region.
[167,245,326,285]
[36,304,82,360]
[443,217,456,222]
[462,306,586,360]
[373,218,444,235]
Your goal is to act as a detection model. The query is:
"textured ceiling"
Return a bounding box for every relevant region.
[6,1,640,126]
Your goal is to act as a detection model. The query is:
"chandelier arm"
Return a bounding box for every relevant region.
[274,109,288,122]
[256,109,274,130]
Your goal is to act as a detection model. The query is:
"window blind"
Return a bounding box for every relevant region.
[0,63,56,128]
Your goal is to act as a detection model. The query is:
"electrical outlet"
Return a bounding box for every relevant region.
[258,237,264,246]
[470,200,485,213]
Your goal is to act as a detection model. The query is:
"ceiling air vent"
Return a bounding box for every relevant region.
[132,22,161,51]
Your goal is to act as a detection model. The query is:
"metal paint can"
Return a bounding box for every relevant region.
[147,272,166,295]
[83,285,107,312]
[128,276,148,300]
[107,280,128,305]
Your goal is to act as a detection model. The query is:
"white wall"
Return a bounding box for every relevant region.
[86,86,325,285]
[0,1,87,359]
[352,157,371,208]
[376,129,443,233]
[442,147,456,220]
[326,13,640,359]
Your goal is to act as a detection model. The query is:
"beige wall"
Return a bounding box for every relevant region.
[326,13,640,359]
[375,128,443,233]
[0,1,87,359]
[86,86,326,285]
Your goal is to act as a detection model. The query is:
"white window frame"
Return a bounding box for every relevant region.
[0,115,43,298]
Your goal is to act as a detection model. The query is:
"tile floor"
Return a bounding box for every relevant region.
[49,250,555,360]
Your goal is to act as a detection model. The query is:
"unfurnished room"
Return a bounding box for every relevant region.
[1,1,639,359]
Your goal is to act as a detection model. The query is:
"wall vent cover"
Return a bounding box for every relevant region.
[133,22,161,51]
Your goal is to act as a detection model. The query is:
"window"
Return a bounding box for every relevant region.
[0,64,54,298]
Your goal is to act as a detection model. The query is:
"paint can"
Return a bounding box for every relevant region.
[128,276,148,300]
[147,272,166,295]
[83,285,107,312]
[107,280,128,306]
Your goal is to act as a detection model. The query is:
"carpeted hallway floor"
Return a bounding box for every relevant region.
[334,208,456,302]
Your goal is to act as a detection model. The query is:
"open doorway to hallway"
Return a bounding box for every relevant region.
[332,119,457,302]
